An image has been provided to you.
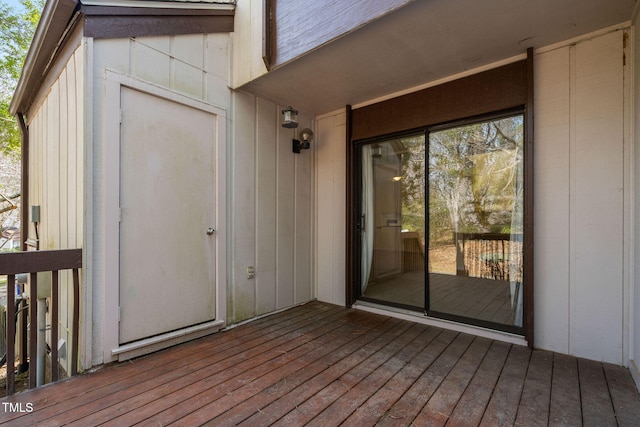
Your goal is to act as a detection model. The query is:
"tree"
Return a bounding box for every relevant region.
[0,0,43,248]
[0,0,43,157]
[428,115,523,238]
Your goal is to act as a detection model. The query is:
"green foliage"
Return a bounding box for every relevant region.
[428,115,524,240]
[0,0,44,157]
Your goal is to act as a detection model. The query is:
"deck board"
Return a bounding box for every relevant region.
[548,353,583,426]
[514,349,553,426]
[1,301,639,426]
[446,340,512,427]
[411,336,493,427]
[603,363,640,426]
[479,344,531,426]
[579,358,618,427]
[376,332,474,425]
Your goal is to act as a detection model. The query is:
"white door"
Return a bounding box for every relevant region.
[118,86,217,344]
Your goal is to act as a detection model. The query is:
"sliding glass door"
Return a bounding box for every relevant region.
[360,135,426,310]
[358,113,525,332]
[428,114,524,330]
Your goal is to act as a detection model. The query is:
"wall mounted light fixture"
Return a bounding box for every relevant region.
[293,128,313,153]
[281,107,298,128]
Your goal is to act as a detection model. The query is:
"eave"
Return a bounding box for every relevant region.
[9,0,79,116]
[242,0,635,117]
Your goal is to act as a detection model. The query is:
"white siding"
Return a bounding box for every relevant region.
[570,31,625,363]
[93,34,231,108]
[315,111,347,306]
[230,0,268,88]
[632,12,640,385]
[26,45,84,374]
[229,92,315,323]
[535,30,626,364]
[534,46,571,354]
[92,34,231,364]
[315,29,630,365]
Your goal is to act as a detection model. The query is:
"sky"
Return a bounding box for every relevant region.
[3,0,25,9]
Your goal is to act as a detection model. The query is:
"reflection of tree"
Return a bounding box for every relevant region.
[400,136,426,242]
[428,116,523,241]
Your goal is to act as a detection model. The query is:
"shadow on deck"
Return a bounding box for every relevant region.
[1,301,639,426]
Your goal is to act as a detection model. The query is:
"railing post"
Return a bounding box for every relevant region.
[1,249,82,393]
[6,274,15,396]
[28,272,37,389]
[72,268,80,376]
[51,270,59,382]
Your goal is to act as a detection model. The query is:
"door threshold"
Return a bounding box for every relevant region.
[112,319,225,361]
[353,300,527,347]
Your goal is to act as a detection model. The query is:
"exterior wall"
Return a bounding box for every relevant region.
[26,43,85,374]
[231,0,268,88]
[229,91,314,324]
[633,11,640,385]
[90,33,231,365]
[315,28,631,365]
[535,29,627,364]
[315,111,347,306]
[90,32,315,364]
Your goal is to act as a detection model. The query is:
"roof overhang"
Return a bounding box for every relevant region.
[240,0,635,116]
[80,0,235,11]
[10,0,79,116]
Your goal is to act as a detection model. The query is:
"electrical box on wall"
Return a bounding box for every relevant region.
[31,205,40,223]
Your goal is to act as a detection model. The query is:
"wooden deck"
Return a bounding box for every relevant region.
[1,301,639,426]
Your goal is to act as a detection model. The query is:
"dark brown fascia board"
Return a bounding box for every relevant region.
[80,4,234,16]
[10,0,79,116]
[80,4,235,38]
[83,14,234,38]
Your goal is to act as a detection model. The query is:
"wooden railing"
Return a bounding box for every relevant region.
[402,232,425,272]
[0,249,82,396]
[454,233,522,281]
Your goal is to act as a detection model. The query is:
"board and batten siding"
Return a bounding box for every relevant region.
[92,33,231,365]
[91,33,314,363]
[633,11,640,384]
[315,29,630,365]
[535,29,626,364]
[229,91,314,324]
[315,111,347,306]
[26,43,85,373]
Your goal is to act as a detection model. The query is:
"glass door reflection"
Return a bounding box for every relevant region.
[360,135,426,310]
[427,114,524,328]
[357,113,525,331]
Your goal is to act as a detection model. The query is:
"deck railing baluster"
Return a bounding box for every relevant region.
[0,249,82,396]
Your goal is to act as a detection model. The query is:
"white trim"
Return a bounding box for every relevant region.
[80,0,235,11]
[353,301,529,347]
[631,359,640,390]
[623,27,634,367]
[82,36,94,371]
[104,71,227,362]
[103,73,121,364]
[628,22,637,371]
[111,319,224,361]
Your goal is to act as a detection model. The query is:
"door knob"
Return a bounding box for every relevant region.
[206,227,215,235]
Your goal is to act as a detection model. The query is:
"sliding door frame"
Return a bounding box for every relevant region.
[346,50,534,345]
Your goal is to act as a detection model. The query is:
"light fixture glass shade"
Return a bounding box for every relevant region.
[282,107,299,128]
[299,128,313,143]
